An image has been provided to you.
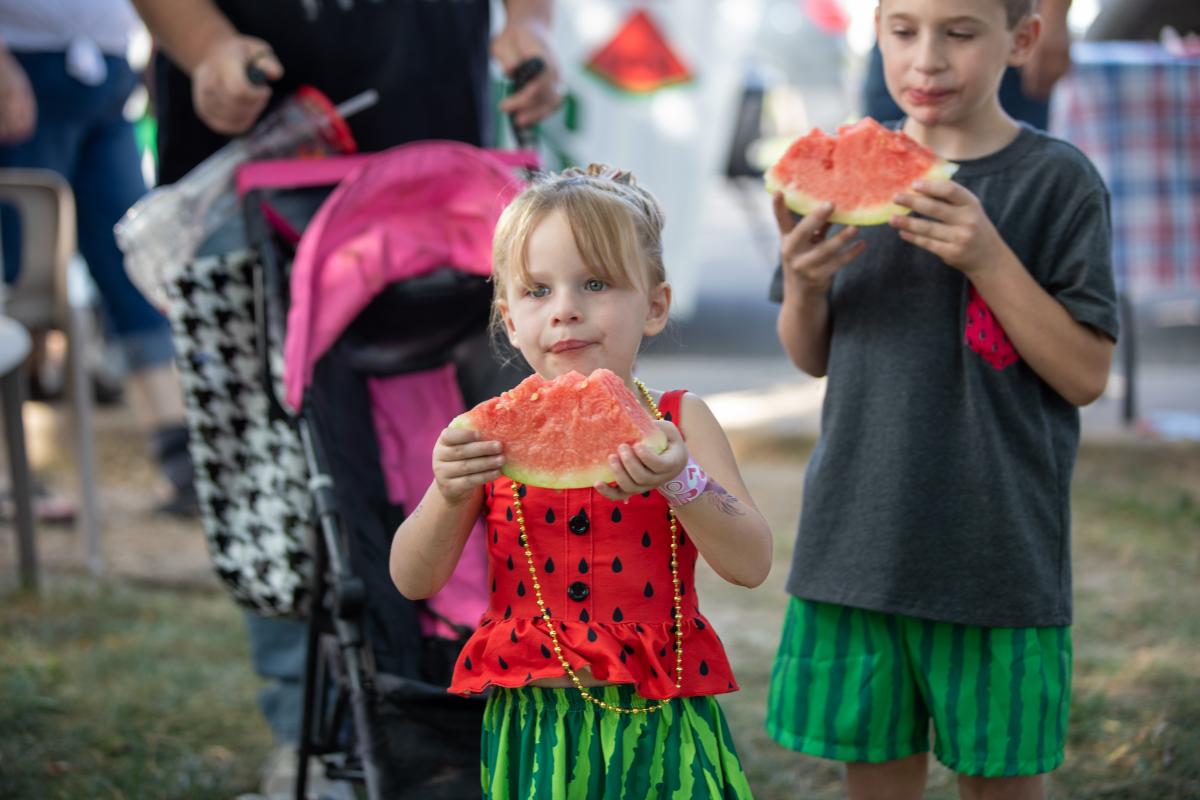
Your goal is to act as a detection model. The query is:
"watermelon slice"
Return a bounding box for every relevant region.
[451,369,668,489]
[765,117,958,226]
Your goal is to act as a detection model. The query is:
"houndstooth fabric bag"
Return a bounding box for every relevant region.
[166,248,313,617]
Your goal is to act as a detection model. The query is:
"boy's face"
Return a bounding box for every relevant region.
[876,0,1039,129]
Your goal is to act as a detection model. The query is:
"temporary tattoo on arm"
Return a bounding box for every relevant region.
[702,479,745,516]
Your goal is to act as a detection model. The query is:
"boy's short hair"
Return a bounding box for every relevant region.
[1003,0,1036,28]
[878,0,1036,28]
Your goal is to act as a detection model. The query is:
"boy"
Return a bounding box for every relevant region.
[765,1,1118,798]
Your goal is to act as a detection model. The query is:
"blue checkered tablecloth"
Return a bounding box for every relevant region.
[1051,41,1200,296]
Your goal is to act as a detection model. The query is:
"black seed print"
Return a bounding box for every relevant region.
[700,661,710,676]
[506,506,513,521]
[641,491,652,499]
[619,650,627,663]
[613,607,624,622]
[560,622,567,632]
[491,578,496,593]
[579,558,589,574]
[527,672,533,682]
[545,508,556,524]
[979,330,987,340]
[644,582,654,598]
[493,529,498,544]
[517,580,526,597]
[664,411,673,421]
[465,656,473,670]
[545,557,555,573]
[728,681,734,690]
[580,609,590,622]
[623,643,635,655]
[587,628,598,642]
[541,644,552,658]
[498,656,509,670]
[506,554,514,571]
[659,646,668,658]
[681,582,686,596]
[510,629,518,644]
[642,531,651,547]
[545,608,552,618]
[650,667,658,678]
[612,557,623,573]
[504,605,512,619]
[680,533,687,548]
[611,507,622,523]
[517,485,527,498]
[635,624,645,633]
[694,618,705,630]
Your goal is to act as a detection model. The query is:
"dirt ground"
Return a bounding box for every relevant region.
[0,401,215,591]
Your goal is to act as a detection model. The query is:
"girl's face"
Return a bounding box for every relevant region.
[497,209,670,385]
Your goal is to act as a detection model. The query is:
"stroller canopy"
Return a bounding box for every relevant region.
[283,140,529,410]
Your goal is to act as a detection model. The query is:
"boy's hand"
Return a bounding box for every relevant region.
[432,427,504,504]
[595,420,688,502]
[890,180,1010,276]
[773,193,865,297]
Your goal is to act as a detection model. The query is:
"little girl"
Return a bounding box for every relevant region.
[390,165,773,799]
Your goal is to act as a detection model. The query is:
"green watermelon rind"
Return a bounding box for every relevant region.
[765,153,959,227]
[449,414,669,490]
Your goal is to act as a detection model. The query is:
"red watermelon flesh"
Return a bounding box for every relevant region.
[765,117,958,226]
[450,369,668,489]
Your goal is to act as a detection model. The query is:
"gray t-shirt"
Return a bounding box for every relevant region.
[770,126,1118,628]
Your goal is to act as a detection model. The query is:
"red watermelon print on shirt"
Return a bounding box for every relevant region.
[965,285,1019,369]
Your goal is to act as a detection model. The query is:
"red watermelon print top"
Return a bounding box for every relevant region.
[448,390,738,699]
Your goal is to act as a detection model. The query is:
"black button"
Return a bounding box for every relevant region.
[567,581,590,602]
[568,509,590,535]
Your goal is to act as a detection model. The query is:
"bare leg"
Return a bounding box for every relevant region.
[846,753,928,800]
[958,774,1045,800]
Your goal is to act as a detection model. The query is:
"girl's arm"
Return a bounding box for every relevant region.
[389,428,503,599]
[597,395,773,588]
[670,395,773,588]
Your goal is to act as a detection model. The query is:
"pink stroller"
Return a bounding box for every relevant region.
[218,140,535,798]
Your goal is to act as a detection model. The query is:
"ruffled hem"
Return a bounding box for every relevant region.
[448,616,739,700]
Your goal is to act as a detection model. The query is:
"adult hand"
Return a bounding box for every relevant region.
[1021,8,1072,99]
[432,427,505,505]
[773,193,865,298]
[492,17,564,128]
[890,180,1011,276]
[0,48,36,144]
[595,421,689,503]
[191,34,283,135]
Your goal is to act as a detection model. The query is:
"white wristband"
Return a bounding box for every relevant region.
[656,457,708,507]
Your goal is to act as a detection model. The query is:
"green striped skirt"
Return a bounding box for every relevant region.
[481,685,755,799]
[766,598,1072,777]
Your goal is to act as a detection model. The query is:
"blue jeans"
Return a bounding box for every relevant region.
[862,44,1050,131]
[244,612,307,745]
[0,50,173,371]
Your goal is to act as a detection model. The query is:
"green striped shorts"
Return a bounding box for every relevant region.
[766,598,1071,777]
[481,684,755,799]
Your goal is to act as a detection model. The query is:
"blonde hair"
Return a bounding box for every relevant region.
[490,164,666,336]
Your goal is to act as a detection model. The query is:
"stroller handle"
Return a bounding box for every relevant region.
[507,57,544,151]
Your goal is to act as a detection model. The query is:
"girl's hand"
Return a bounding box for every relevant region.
[773,192,866,298]
[594,421,688,502]
[890,180,1011,276]
[432,427,504,504]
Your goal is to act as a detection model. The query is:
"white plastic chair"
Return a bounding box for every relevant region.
[0,314,36,590]
[0,168,101,575]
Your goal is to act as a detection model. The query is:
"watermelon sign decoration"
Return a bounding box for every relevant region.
[765,117,958,226]
[585,9,693,94]
[451,369,668,489]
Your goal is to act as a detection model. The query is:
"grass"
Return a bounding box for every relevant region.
[0,583,271,799]
[1,440,1197,798]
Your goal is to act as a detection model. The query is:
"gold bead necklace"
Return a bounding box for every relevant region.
[509,378,682,715]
